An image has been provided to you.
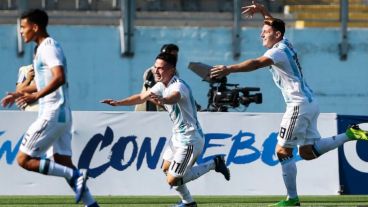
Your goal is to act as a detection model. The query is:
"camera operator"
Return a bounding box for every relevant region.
[135,44,179,111]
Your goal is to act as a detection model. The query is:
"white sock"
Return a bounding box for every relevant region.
[39,159,74,180]
[181,160,215,184]
[173,184,194,204]
[280,157,298,199]
[313,133,350,155]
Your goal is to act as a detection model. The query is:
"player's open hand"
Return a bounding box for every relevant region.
[1,92,22,108]
[210,65,230,79]
[241,1,265,18]
[100,99,119,106]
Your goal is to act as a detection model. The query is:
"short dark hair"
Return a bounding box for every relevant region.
[21,9,49,30]
[160,44,179,54]
[156,52,177,68]
[264,18,285,37]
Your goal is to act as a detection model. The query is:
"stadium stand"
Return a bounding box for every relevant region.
[0,0,284,27]
[0,0,367,27]
[284,0,368,28]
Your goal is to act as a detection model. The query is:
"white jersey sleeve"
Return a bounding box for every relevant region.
[149,82,164,96]
[264,47,288,65]
[40,44,65,69]
[168,81,184,99]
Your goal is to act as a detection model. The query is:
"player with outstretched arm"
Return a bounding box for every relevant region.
[101,52,230,207]
[210,2,368,206]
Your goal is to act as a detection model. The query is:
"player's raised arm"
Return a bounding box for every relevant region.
[242,1,273,19]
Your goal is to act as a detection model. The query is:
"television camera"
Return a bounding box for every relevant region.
[188,62,262,112]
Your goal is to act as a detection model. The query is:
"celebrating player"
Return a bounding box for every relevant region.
[1,9,99,207]
[210,2,368,206]
[101,52,230,207]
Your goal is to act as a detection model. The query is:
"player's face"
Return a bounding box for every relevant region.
[260,24,280,49]
[153,59,174,85]
[20,18,37,43]
[151,50,178,82]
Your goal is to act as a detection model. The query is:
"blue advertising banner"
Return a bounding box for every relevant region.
[337,115,368,194]
[0,111,339,195]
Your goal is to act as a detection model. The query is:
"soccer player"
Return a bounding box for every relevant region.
[1,9,99,207]
[210,2,368,206]
[101,52,230,207]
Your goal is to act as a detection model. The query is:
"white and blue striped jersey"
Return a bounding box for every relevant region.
[33,37,71,122]
[263,38,314,104]
[150,76,203,145]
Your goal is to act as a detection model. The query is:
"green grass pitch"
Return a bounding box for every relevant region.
[0,195,367,206]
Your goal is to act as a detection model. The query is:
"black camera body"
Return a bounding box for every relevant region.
[207,77,262,112]
[187,62,263,112]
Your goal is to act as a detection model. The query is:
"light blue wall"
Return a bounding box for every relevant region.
[1,25,367,114]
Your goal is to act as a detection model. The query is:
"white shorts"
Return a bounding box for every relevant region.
[163,132,204,178]
[20,118,72,158]
[277,101,321,148]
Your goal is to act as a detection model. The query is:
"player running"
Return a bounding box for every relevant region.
[101,52,230,207]
[1,9,98,207]
[210,2,368,206]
